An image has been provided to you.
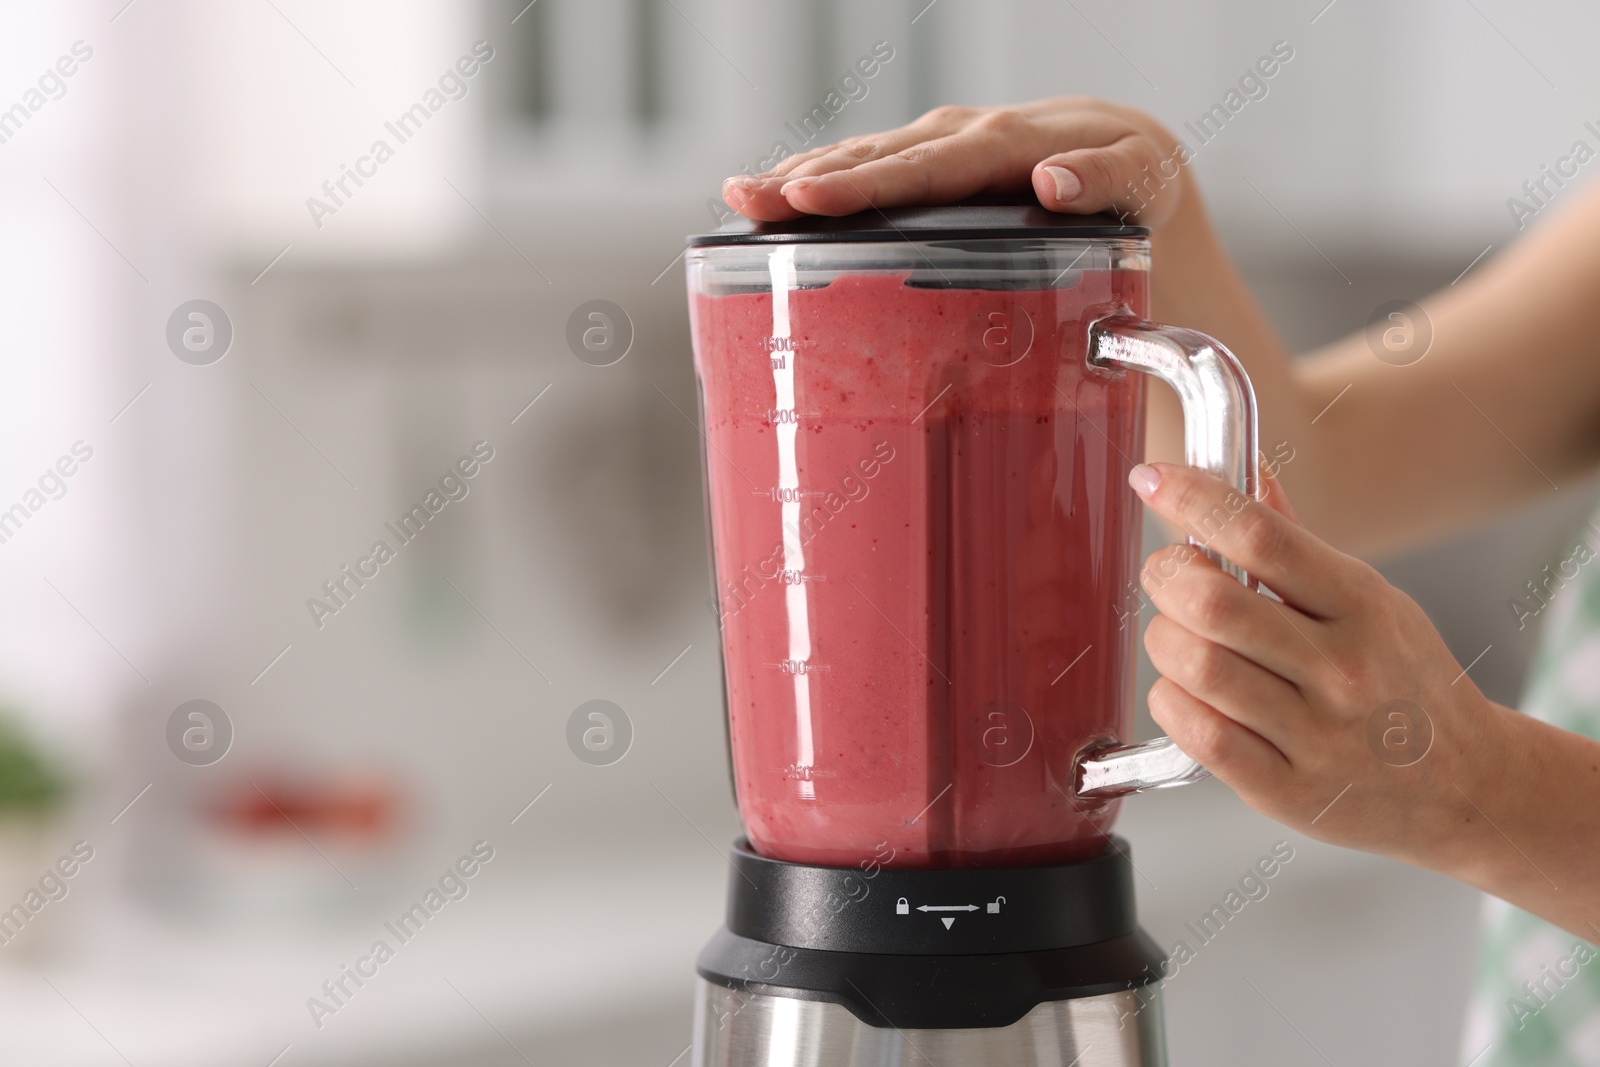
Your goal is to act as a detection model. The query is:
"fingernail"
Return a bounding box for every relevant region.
[780,176,818,195]
[1129,463,1161,498]
[1044,165,1082,203]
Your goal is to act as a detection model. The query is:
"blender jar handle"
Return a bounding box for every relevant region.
[1075,313,1260,800]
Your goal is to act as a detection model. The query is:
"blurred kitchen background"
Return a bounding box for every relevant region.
[0,0,1596,1063]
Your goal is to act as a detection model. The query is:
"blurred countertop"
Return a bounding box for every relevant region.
[0,775,1480,1067]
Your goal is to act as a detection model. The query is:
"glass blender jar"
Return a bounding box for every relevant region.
[688,199,1256,870]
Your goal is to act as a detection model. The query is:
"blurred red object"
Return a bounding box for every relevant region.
[211,774,399,840]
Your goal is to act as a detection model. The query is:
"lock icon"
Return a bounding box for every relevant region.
[896,897,909,915]
[987,896,1005,914]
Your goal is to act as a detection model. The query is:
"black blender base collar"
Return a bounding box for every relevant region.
[720,837,1140,956]
[696,837,1165,1030]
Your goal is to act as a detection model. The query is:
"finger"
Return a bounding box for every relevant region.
[1030,133,1176,221]
[1147,676,1292,791]
[777,135,1017,216]
[759,104,981,182]
[725,123,953,221]
[777,111,1131,217]
[1130,462,1366,620]
[1254,464,1304,526]
[721,176,805,221]
[770,118,956,181]
[1140,544,1323,687]
[764,140,872,180]
[1144,614,1307,755]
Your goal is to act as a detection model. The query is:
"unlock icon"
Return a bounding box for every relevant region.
[896,897,909,915]
[987,896,1005,914]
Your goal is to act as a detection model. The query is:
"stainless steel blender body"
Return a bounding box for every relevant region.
[693,982,1167,1067]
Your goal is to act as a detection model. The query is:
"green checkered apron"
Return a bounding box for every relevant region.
[1461,518,1600,1065]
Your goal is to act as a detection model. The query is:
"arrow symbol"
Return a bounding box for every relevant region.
[916,905,979,913]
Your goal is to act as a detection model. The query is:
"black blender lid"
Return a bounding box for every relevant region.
[687,194,1148,246]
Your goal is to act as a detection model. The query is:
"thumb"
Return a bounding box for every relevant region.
[1030,135,1183,225]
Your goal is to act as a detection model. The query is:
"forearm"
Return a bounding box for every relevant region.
[1149,174,1600,559]
[1144,178,1346,538]
[1419,703,1600,941]
[1152,175,1600,559]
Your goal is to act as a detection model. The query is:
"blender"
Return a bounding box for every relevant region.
[683,197,1257,1066]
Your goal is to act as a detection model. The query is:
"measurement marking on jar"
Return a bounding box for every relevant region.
[760,337,803,370]
[775,570,824,585]
[765,659,830,675]
[752,487,824,502]
[750,408,820,424]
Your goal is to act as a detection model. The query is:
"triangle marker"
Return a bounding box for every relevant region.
[941,917,955,929]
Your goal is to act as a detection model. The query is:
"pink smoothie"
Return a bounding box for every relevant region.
[691,268,1148,869]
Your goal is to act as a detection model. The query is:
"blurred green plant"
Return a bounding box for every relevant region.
[0,713,66,815]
